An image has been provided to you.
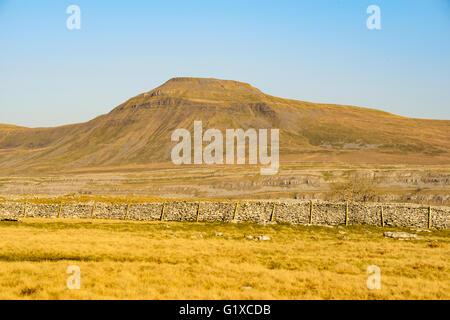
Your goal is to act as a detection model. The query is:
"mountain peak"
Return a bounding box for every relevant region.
[162,77,256,88]
[1,76,449,174]
[140,77,264,100]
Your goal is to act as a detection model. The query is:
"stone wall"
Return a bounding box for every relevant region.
[0,200,448,229]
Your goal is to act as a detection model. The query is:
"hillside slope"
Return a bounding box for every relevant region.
[0,77,449,174]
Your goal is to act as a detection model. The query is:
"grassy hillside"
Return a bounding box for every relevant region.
[0,77,449,174]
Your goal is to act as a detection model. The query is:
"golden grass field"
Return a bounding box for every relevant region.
[0,218,448,300]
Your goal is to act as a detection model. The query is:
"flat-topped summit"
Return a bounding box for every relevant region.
[154,77,261,92]
[139,77,265,101]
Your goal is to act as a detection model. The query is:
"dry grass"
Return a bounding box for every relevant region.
[0,218,448,300]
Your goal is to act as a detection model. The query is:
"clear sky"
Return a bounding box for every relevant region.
[0,0,449,127]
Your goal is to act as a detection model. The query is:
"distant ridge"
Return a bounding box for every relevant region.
[0,77,449,174]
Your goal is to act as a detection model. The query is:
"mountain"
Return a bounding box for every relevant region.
[0,77,449,174]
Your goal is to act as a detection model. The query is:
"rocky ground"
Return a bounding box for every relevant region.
[1,163,448,205]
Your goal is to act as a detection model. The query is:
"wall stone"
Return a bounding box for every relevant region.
[432,207,449,229]
[0,202,24,218]
[127,203,162,221]
[312,202,346,225]
[63,202,94,219]
[24,203,60,218]
[237,201,272,223]
[383,203,428,228]
[275,201,310,224]
[196,202,235,222]
[0,200,448,229]
[348,202,381,226]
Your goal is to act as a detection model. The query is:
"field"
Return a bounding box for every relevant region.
[0,218,448,299]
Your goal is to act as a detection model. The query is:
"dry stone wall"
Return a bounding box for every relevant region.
[0,200,448,229]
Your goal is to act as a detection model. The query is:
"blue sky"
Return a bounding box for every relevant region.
[0,0,449,127]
